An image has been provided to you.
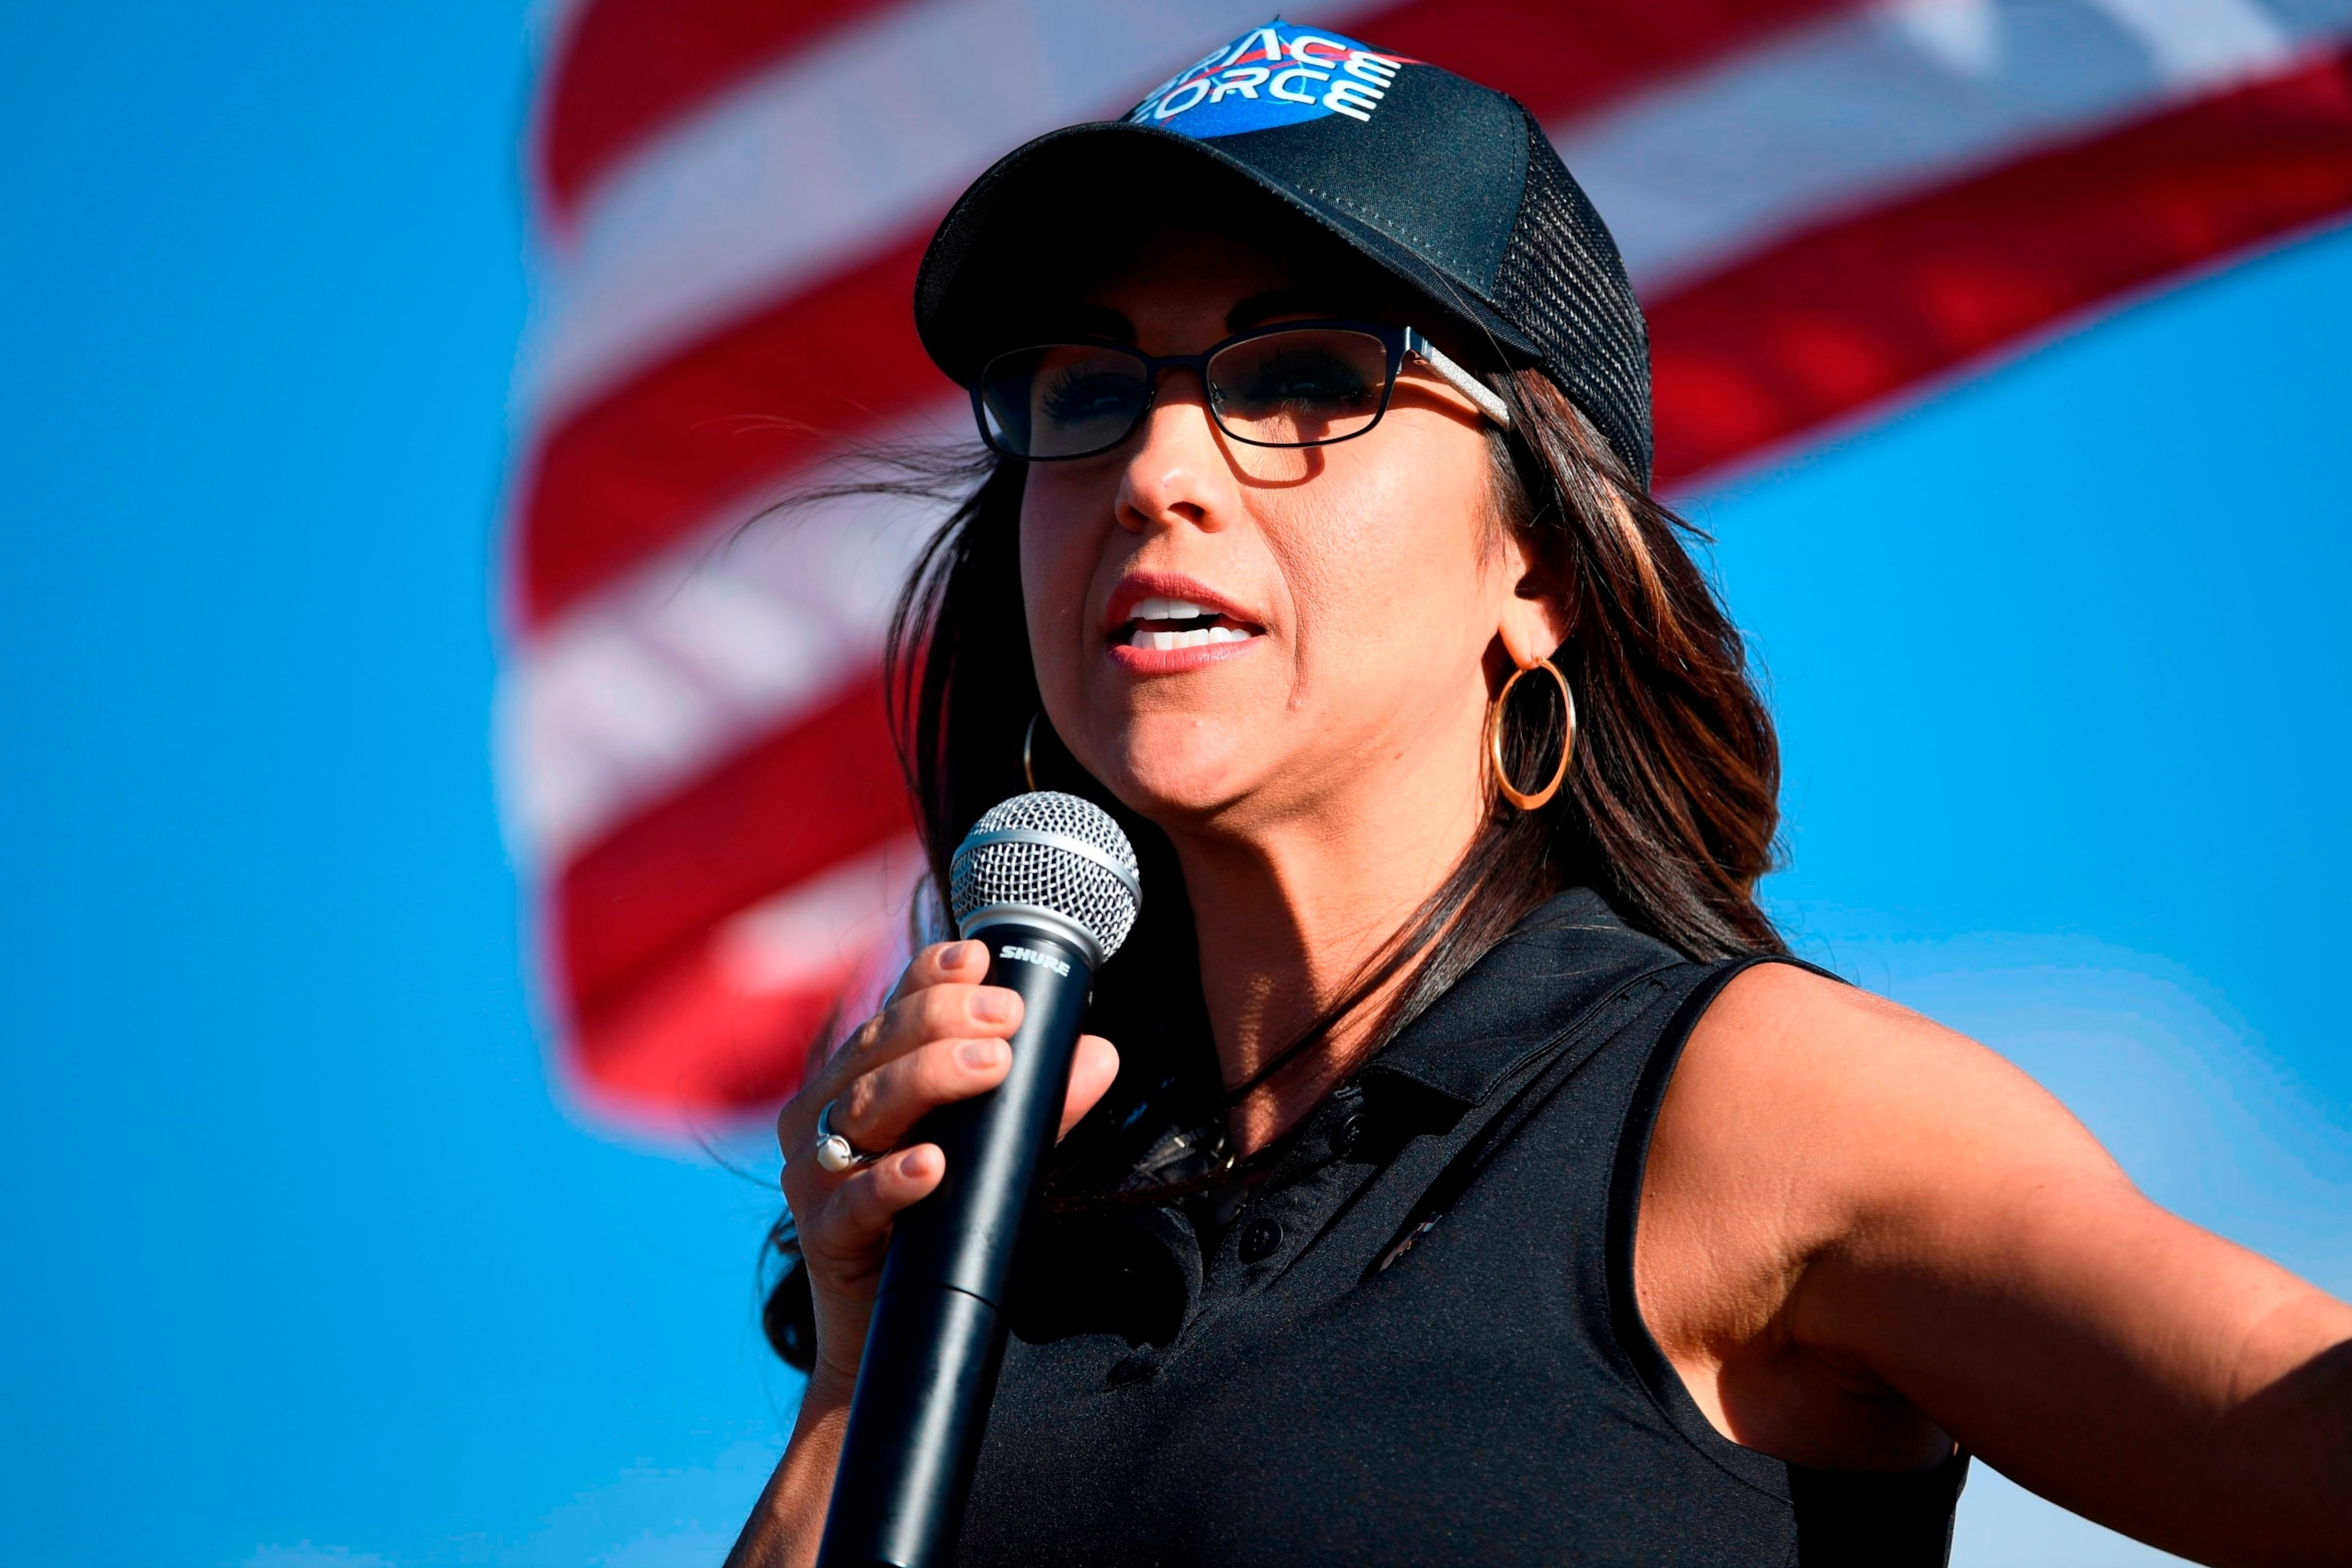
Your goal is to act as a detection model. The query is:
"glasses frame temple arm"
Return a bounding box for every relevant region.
[1405,329,1514,430]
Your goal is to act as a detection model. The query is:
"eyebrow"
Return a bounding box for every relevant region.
[1063,304,1135,342]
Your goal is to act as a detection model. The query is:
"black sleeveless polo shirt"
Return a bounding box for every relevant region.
[952,887,1968,1566]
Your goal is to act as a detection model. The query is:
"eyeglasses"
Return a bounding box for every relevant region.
[971,318,1511,462]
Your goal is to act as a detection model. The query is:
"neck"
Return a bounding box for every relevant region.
[1164,731,1490,1155]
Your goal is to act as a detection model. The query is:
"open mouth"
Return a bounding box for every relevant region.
[1114,595,1261,651]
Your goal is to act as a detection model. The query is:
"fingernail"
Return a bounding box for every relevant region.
[960,1037,1006,1069]
[972,988,1017,1024]
[952,939,985,970]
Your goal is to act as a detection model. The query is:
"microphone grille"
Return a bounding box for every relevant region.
[949,791,1141,963]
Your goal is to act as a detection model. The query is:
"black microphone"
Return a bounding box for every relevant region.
[817,791,1142,1568]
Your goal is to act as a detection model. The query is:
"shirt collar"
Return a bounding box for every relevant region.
[1354,887,1685,1109]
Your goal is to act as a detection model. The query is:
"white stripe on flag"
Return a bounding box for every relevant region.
[497,404,965,862]
[1567,0,2339,296]
[715,832,928,999]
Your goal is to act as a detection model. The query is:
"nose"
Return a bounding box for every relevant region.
[1114,365,1231,537]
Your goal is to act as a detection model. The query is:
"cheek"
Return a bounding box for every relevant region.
[1286,426,1498,648]
[1018,473,1105,684]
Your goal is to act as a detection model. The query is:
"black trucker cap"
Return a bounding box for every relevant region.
[914,18,1653,487]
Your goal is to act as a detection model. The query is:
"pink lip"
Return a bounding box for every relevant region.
[1102,570,1264,632]
[1108,637,1263,675]
[1101,569,1268,676]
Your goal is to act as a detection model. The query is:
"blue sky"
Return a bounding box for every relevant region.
[0,4,2344,1565]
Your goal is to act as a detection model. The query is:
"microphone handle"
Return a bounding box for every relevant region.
[816,920,1096,1568]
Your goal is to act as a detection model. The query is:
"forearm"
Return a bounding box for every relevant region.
[2197,1316,2352,1567]
[724,1371,856,1568]
[2095,1320,2352,1567]
[1834,1204,2352,1566]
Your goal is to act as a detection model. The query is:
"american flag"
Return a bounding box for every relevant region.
[505,0,2352,1126]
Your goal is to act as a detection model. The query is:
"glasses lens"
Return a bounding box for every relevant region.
[978,345,1151,459]
[1205,329,1391,447]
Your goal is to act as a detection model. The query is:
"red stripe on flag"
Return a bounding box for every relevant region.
[569,939,843,1116]
[1370,0,1847,121]
[1650,48,2352,485]
[537,0,895,224]
[555,671,913,1019]
[513,233,946,628]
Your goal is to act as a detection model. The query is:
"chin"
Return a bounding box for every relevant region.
[1084,717,1261,826]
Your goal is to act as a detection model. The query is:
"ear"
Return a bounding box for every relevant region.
[1496,526,1572,668]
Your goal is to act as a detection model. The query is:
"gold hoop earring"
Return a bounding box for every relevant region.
[1488,657,1574,812]
[1021,711,1041,792]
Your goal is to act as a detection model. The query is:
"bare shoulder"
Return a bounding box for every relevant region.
[1637,959,2352,1494]
[1662,961,2127,1211]
[1686,960,2036,1104]
[1639,961,2352,1549]
[1633,960,2133,1465]
[1649,961,2144,1298]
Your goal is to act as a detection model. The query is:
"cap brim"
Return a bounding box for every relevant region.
[915,120,1542,387]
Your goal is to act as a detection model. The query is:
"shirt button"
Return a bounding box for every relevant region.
[1238,1217,1283,1264]
[1333,1111,1364,1158]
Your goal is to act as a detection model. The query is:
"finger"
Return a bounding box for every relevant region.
[857,980,1024,1078]
[835,1034,1014,1150]
[887,939,990,1005]
[1057,1035,1121,1139]
[799,980,1024,1129]
[802,1144,946,1262]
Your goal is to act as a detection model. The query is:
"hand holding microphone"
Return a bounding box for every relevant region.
[771,793,1141,1568]
[773,942,1116,1399]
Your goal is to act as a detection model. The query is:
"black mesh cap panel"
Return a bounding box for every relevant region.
[1493,113,1654,485]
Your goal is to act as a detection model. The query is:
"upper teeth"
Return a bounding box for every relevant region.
[1124,593,1256,649]
[1132,596,1213,622]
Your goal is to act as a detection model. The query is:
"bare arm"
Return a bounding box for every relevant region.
[1638,963,2352,1567]
[724,940,1119,1568]
[724,1373,856,1568]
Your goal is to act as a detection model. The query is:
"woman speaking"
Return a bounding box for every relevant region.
[728,21,2350,1566]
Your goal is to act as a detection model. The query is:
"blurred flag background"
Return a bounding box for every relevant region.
[505,0,2352,1128]
[3,2,2348,1565]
